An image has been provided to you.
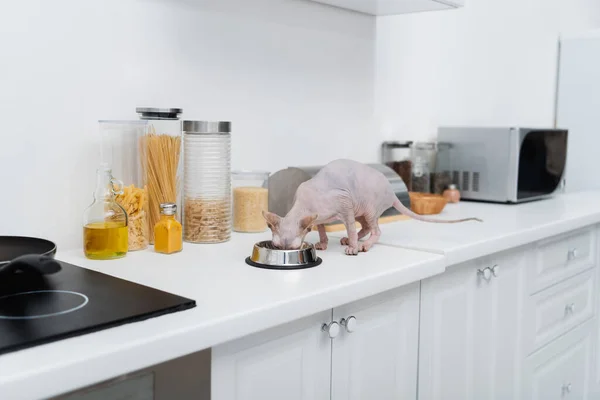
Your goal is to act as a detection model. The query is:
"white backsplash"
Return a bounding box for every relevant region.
[0,0,377,250]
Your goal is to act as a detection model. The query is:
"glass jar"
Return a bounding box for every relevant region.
[432,142,453,194]
[381,141,413,191]
[83,166,128,260]
[410,142,437,170]
[183,120,232,243]
[154,203,183,254]
[99,120,149,251]
[232,171,270,233]
[136,107,183,244]
[411,157,431,193]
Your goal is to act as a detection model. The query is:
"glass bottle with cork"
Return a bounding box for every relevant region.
[154,203,183,254]
[83,166,129,260]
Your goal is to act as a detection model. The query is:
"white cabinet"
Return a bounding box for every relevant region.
[418,248,528,400]
[212,285,421,400]
[331,282,420,400]
[212,311,332,400]
[524,321,593,400]
[308,0,464,16]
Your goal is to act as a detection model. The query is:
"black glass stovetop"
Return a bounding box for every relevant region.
[0,261,196,355]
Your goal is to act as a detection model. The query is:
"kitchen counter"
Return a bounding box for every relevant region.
[3,191,600,399]
[0,232,444,400]
[328,190,600,266]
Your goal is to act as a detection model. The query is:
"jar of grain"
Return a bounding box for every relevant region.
[183,120,232,243]
[233,171,269,233]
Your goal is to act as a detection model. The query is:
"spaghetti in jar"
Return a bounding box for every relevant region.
[136,107,183,244]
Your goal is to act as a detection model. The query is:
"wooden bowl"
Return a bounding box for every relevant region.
[408,192,448,215]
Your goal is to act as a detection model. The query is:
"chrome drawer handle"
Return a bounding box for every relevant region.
[477,267,492,281]
[322,321,340,339]
[562,382,572,394]
[567,248,578,261]
[491,264,499,277]
[565,303,576,315]
[340,316,357,333]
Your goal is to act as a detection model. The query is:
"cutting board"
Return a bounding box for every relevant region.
[312,214,410,232]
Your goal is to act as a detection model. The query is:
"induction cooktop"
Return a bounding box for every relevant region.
[0,261,196,355]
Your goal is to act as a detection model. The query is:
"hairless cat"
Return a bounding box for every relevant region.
[263,159,482,255]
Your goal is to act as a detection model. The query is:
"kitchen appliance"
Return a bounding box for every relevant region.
[0,260,195,355]
[268,163,410,220]
[246,241,322,270]
[437,126,568,203]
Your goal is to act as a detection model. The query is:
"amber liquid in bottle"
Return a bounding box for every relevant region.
[83,221,128,260]
[82,166,129,260]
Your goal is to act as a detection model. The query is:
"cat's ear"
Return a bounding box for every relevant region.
[262,211,282,232]
[299,214,319,232]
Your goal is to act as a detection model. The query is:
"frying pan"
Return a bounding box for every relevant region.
[0,236,61,278]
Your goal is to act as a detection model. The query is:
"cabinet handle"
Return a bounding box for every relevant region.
[565,303,576,315]
[477,267,492,281]
[322,321,340,339]
[491,264,499,277]
[567,248,578,261]
[562,382,572,394]
[340,316,357,333]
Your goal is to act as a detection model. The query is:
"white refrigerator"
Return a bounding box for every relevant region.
[556,30,600,192]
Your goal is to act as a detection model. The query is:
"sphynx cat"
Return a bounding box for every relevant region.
[263,159,482,255]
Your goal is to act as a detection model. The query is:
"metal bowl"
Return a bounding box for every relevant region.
[246,241,322,270]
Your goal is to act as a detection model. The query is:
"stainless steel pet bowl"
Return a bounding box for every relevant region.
[245,241,322,270]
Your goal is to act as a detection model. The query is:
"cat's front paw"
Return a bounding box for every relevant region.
[315,241,328,250]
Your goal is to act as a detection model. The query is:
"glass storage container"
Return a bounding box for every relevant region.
[99,120,149,251]
[410,142,437,169]
[136,107,183,244]
[381,141,413,191]
[232,171,270,233]
[432,142,453,194]
[411,157,431,193]
[183,120,232,243]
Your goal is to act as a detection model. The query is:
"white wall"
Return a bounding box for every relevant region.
[0,0,376,250]
[375,0,600,143]
[556,30,600,192]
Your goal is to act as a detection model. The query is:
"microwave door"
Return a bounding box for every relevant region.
[517,129,568,201]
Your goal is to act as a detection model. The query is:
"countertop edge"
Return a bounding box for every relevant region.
[0,256,445,399]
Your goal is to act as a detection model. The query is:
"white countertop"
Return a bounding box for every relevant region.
[3,191,600,399]
[328,191,600,266]
[0,232,444,400]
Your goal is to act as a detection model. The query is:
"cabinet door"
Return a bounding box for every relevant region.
[523,321,593,400]
[331,282,420,400]
[419,248,528,400]
[212,311,332,400]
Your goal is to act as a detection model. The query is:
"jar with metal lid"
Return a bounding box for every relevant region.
[381,141,413,191]
[410,142,436,170]
[154,203,183,254]
[183,121,232,243]
[232,171,270,233]
[411,157,431,193]
[432,142,453,194]
[136,107,183,244]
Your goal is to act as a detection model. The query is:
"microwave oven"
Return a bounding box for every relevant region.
[436,127,568,203]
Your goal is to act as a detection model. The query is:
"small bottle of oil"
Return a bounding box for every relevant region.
[83,166,129,260]
[154,203,182,254]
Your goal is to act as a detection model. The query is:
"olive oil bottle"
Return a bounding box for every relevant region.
[83,166,128,260]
